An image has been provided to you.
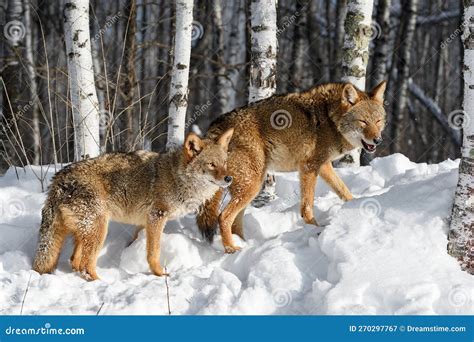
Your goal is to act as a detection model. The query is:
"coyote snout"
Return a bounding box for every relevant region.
[211,175,233,188]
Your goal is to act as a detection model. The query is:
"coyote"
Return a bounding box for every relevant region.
[197,82,387,253]
[33,129,234,280]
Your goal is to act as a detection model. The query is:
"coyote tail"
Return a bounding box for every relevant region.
[32,202,63,274]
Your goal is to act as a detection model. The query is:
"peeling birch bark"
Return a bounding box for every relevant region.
[64,0,101,160]
[448,1,474,274]
[338,0,374,167]
[248,0,278,103]
[166,0,193,150]
[249,0,278,207]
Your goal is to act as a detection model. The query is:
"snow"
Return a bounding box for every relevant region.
[0,154,473,315]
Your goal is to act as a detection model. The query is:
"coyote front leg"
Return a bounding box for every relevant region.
[146,209,169,277]
[319,162,353,201]
[299,166,318,226]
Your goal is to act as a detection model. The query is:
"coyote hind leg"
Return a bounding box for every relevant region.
[77,215,109,281]
[70,235,83,272]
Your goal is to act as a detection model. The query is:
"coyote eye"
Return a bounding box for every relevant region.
[208,162,216,169]
[358,120,367,126]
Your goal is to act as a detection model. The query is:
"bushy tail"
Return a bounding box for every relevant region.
[32,203,65,274]
[197,189,223,243]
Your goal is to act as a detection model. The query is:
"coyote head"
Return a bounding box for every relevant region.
[183,128,234,187]
[333,81,387,153]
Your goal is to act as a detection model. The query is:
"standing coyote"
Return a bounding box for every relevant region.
[198,82,387,253]
[33,129,234,280]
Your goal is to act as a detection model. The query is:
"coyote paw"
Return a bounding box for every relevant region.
[151,267,169,277]
[224,245,242,254]
[80,270,100,281]
[303,216,319,226]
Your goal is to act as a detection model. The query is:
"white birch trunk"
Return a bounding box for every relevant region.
[64,0,101,160]
[337,0,374,167]
[249,0,278,207]
[448,2,474,274]
[248,0,278,103]
[166,0,193,150]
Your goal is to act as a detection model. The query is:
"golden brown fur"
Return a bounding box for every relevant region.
[198,82,387,253]
[33,129,234,280]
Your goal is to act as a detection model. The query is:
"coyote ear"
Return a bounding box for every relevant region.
[216,128,234,152]
[184,132,204,161]
[370,80,387,104]
[342,84,359,106]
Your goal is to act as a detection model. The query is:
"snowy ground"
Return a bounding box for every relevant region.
[0,154,473,315]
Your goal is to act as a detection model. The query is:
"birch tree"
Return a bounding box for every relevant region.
[166,0,193,150]
[448,2,474,275]
[64,0,101,160]
[337,0,374,167]
[249,0,278,207]
[248,0,277,103]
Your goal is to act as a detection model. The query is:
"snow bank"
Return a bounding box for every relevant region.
[0,154,472,315]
